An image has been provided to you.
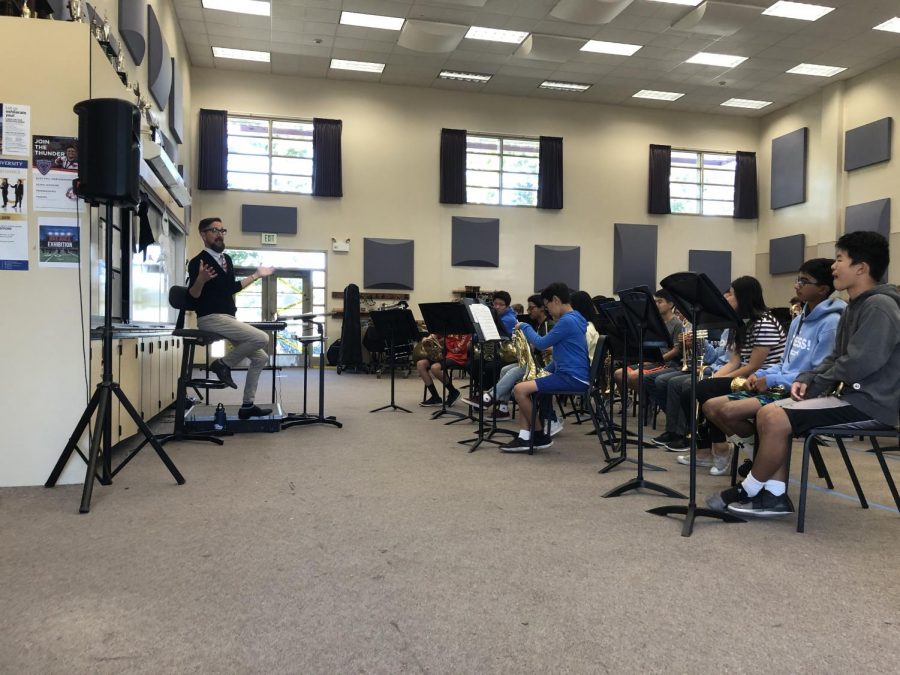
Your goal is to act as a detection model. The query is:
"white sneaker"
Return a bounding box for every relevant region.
[677,454,713,468]
[727,434,756,460]
[549,419,564,437]
[709,450,732,476]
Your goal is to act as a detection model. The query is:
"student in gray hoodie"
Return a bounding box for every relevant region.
[708,231,900,518]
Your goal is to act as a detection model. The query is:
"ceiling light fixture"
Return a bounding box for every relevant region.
[721,98,772,109]
[540,80,591,92]
[439,70,492,82]
[686,52,748,67]
[580,40,642,56]
[202,0,270,16]
[633,89,685,101]
[762,2,835,21]
[339,11,405,31]
[873,17,900,33]
[212,47,270,62]
[464,26,529,44]
[786,62,846,76]
[330,59,385,73]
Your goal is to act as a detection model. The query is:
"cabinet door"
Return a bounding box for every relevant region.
[159,337,175,409]
[140,337,160,420]
[118,339,141,440]
[170,337,183,403]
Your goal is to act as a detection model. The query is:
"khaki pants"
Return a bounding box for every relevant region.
[198,313,269,404]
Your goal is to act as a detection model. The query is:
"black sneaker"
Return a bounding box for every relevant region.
[664,436,690,451]
[419,395,442,407]
[446,389,461,407]
[705,485,750,513]
[727,489,794,518]
[737,459,753,478]
[210,358,238,389]
[532,432,553,450]
[238,404,272,420]
[500,437,532,453]
[650,431,679,447]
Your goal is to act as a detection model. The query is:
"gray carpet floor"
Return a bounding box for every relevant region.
[2,368,899,674]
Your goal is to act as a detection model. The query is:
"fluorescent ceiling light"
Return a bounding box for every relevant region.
[762,2,835,21]
[721,98,772,109]
[647,0,703,5]
[202,0,270,16]
[581,40,642,56]
[465,26,529,44]
[873,17,900,33]
[786,62,846,76]
[439,70,492,82]
[686,52,747,67]
[212,47,270,62]
[540,80,591,92]
[339,11,404,31]
[330,59,385,73]
[633,89,685,101]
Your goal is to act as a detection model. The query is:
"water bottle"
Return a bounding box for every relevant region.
[213,402,227,431]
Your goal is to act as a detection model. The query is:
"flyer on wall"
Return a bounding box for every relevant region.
[32,135,79,212]
[39,218,80,268]
[0,103,31,156]
[0,158,28,217]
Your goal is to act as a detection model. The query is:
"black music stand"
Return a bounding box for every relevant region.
[602,288,684,499]
[418,302,475,421]
[370,308,419,414]
[648,272,744,536]
[596,300,664,474]
[280,315,343,430]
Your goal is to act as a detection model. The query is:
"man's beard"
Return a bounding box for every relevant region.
[209,240,225,253]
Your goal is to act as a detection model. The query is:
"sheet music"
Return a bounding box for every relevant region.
[467,303,502,341]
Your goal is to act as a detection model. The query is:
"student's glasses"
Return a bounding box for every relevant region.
[202,227,227,235]
[794,277,816,287]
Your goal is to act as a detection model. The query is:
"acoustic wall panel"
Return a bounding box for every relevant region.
[688,250,732,293]
[845,118,892,171]
[534,245,580,292]
[241,204,298,234]
[451,217,499,267]
[147,5,172,110]
[119,0,147,65]
[613,223,657,293]
[769,234,805,275]
[169,58,184,144]
[771,128,808,209]
[364,238,414,290]
[845,198,890,238]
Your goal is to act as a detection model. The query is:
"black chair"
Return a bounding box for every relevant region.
[527,336,613,456]
[796,423,900,533]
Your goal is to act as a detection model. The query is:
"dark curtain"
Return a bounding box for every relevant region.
[440,128,466,204]
[197,109,228,191]
[137,197,154,253]
[733,150,759,219]
[648,144,671,214]
[537,136,563,210]
[313,118,343,197]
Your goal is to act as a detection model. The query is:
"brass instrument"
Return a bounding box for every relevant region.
[681,328,708,373]
[512,328,548,380]
[730,377,788,399]
[731,376,748,393]
[412,336,443,362]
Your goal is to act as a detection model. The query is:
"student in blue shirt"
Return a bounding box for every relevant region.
[501,282,589,453]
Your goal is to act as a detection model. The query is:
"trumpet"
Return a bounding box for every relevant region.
[681,329,708,374]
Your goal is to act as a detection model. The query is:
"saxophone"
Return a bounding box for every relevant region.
[512,328,548,380]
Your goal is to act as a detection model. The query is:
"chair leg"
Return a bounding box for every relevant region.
[871,438,900,512]
[835,437,868,509]
[797,435,814,533]
[809,439,834,489]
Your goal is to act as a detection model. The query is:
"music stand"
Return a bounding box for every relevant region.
[648,272,744,536]
[418,303,476,421]
[279,314,343,430]
[602,287,685,500]
[369,308,419,414]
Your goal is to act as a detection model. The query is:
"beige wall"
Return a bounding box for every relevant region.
[189,68,761,338]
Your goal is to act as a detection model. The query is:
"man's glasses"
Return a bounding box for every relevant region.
[202,227,227,235]
[794,277,816,287]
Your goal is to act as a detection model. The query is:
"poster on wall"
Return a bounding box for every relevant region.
[39,218,80,268]
[32,135,79,212]
[0,159,28,216]
[0,103,31,156]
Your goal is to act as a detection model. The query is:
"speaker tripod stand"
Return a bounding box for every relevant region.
[45,200,185,513]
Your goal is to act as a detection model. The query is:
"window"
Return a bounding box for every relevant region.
[131,211,186,324]
[227,115,314,194]
[466,134,539,207]
[670,150,736,216]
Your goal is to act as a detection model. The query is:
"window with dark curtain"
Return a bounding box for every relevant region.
[197,109,228,191]
[313,118,343,197]
[733,151,759,219]
[440,128,467,204]
[648,144,671,214]
[537,136,563,210]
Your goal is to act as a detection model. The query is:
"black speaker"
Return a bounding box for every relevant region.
[73,98,141,206]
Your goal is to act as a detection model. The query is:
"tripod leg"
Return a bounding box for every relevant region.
[113,386,185,484]
[46,386,103,487]
[80,388,111,513]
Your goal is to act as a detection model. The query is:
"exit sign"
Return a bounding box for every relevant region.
[261,233,277,245]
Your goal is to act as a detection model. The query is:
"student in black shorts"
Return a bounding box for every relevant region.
[707,231,900,517]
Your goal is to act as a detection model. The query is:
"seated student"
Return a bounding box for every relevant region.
[467,290,518,390]
[511,302,524,316]
[708,231,900,517]
[570,291,601,365]
[417,333,472,407]
[500,283,589,453]
[701,258,845,475]
[674,276,786,465]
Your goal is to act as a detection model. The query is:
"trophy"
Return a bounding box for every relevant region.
[115,52,125,73]
[22,2,32,18]
[101,11,111,43]
[68,0,84,22]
